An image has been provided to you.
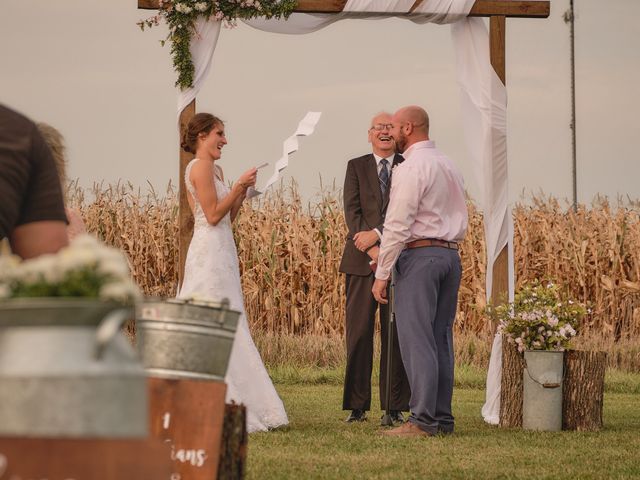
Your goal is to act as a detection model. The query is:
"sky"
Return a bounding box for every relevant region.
[1,0,639,206]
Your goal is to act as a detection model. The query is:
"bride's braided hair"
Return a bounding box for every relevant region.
[181,113,224,154]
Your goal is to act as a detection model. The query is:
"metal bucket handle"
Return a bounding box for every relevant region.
[218,298,230,325]
[182,296,231,326]
[524,357,565,389]
[94,308,131,360]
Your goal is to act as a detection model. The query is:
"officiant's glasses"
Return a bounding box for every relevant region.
[369,123,393,131]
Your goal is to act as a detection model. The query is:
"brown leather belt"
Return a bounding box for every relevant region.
[406,238,459,250]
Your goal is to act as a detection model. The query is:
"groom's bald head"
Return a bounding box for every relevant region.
[395,106,429,136]
[389,105,430,153]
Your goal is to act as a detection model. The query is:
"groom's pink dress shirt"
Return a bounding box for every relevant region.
[375,140,468,281]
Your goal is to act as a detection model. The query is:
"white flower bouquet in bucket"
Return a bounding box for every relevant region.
[0,236,149,438]
[0,234,141,303]
[493,281,587,353]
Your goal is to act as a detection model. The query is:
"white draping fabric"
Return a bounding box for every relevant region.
[243,13,340,35]
[451,16,513,300]
[343,0,416,12]
[177,17,221,116]
[412,0,476,23]
[451,16,512,425]
[178,0,512,425]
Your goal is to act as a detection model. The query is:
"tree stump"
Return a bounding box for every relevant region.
[563,350,607,431]
[499,338,524,428]
[217,403,247,480]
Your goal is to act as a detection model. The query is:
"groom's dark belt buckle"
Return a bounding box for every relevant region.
[406,238,459,250]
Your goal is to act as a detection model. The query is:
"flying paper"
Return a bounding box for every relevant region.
[247,111,322,198]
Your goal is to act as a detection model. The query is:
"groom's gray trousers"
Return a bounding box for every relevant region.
[394,245,462,435]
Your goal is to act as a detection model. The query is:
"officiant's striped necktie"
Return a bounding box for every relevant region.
[379,158,389,196]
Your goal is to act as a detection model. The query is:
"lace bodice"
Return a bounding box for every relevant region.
[184,159,232,230]
[181,159,239,282]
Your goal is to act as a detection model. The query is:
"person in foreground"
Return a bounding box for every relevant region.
[339,112,410,423]
[0,104,68,259]
[372,105,468,437]
[177,112,288,432]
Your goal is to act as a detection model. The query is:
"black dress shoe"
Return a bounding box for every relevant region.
[346,409,367,422]
[390,411,405,423]
[437,425,454,435]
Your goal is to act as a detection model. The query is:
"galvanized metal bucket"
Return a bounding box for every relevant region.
[0,298,148,438]
[523,350,564,431]
[135,298,239,381]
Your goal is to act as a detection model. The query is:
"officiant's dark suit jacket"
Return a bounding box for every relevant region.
[339,153,410,412]
[339,153,403,275]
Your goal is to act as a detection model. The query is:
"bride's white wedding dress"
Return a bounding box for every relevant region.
[178,159,289,433]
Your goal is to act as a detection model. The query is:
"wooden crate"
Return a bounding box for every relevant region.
[0,437,171,479]
[148,376,227,479]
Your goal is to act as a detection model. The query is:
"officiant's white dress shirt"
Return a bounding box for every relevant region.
[375,140,468,280]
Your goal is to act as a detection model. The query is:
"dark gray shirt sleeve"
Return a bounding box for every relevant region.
[0,105,67,239]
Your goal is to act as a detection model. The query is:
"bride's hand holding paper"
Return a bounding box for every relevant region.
[234,167,258,193]
[245,163,269,199]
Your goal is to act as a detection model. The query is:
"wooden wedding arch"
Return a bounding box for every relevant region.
[138,0,551,303]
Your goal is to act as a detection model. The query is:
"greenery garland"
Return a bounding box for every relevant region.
[138,0,297,90]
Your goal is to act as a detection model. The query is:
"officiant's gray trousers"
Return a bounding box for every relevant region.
[394,246,461,435]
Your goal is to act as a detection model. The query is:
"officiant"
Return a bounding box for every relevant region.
[339,112,410,423]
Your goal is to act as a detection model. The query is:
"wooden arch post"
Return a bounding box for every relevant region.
[489,14,508,306]
[178,100,196,286]
[138,0,550,291]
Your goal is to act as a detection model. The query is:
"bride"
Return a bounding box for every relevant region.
[178,112,288,432]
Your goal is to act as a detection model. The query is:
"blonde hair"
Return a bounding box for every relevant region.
[37,122,67,187]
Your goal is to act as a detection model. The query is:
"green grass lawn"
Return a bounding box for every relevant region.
[246,368,640,479]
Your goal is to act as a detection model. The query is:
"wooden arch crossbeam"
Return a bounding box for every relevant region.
[137,0,551,303]
[139,1,550,18]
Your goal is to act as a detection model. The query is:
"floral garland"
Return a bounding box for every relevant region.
[138,0,297,90]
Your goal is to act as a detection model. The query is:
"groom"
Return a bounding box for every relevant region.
[373,105,468,437]
[339,112,410,423]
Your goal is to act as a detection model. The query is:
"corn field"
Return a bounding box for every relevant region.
[69,182,640,341]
